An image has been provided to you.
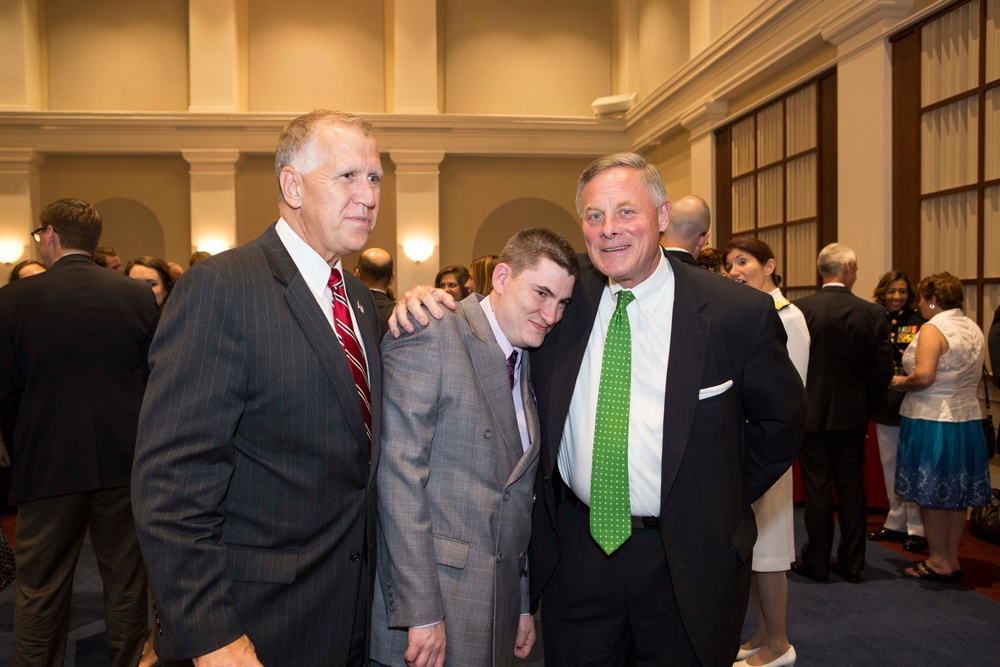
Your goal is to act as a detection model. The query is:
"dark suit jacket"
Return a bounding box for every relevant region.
[0,254,158,502]
[371,288,394,334]
[794,285,893,431]
[528,254,805,667]
[664,247,698,266]
[989,306,1000,388]
[132,225,382,666]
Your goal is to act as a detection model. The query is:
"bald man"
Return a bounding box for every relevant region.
[356,247,395,332]
[661,194,711,266]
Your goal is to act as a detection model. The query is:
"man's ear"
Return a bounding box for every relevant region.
[492,262,512,295]
[279,167,303,208]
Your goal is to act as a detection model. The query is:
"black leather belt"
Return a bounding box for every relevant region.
[564,487,660,531]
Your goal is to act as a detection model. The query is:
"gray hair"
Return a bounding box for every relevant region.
[275,110,374,202]
[575,152,667,217]
[816,243,857,278]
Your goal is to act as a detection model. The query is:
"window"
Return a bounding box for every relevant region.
[715,71,838,300]
[892,0,1000,326]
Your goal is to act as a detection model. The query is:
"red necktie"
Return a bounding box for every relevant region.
[328,268,372,449]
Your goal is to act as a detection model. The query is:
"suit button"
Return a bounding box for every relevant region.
[350,551,361,562]
[518,551,526,562]
[503,491,511,501]
[543,474,550,483]
[484,429,492,439]
[496,552,503,562]
[532,493,536,503]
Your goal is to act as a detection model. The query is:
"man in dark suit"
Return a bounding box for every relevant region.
[989,305,1000,388]
[659,194,710,266]
[792,243,893,584]
[132,110,384,667]
[391,153,805,666]
[0,198,159,667]
[355,246,395,332]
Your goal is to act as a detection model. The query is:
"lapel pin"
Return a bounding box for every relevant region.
[357,302,365,313]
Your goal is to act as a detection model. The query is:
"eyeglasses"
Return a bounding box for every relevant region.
[31,226,55,243]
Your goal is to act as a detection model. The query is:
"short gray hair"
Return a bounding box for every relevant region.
[817,243,856,278]
[274,110,374,201]
[575,152,667,217]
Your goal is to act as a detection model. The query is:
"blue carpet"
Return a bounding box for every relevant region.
[2,507,999,666]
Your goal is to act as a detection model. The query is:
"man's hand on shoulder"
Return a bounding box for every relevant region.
[192,635,263,667]
[405,623,446,667]
[388,286,456,337]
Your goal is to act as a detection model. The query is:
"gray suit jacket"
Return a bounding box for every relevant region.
[372,295,539,667]
[133,224,382,666]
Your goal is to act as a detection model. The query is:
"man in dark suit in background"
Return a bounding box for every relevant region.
[0,198,159,667]
[133,110,384,667]
[792,243,893,584]
[989,305,1000,388]
[391,153,805,666]
[659,194,710,266]
[355,246,395,332]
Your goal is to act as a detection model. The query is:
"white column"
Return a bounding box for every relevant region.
[182,150,240,255]
[188,0,246,112]
[390,151,445,293]
[822,0,911,291]
[689,0,723,58]
[0,0,43,111]
[613,0,638,94]
[391,0,438,114]
[680,101,727,245]
[0,148,42,266]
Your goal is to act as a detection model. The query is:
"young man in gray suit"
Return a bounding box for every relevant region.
[372,228,579,667]
[133,110,384,667]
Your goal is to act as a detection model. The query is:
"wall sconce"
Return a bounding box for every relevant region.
[0,241,26,264]
[196,238,232,256]
[403,239,435,264]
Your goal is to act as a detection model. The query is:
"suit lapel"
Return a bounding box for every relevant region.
[660,259,711,507]
[459,298,523,470]
[258,226,370,458]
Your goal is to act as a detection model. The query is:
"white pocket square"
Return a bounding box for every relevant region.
[698,380,733,400]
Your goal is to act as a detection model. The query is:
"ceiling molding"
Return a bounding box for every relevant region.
[0,112,628,158]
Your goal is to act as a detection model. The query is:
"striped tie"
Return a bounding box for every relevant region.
[328,268,372,450]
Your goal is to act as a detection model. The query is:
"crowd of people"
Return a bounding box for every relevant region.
[0,108,996,667]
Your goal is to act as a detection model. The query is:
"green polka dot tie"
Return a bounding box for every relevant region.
[590,289,635,555]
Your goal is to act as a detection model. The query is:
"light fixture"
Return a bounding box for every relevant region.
[403,239,434,264]
[0,241,25,264]
[196,238,232,256]
[591,92,637,117]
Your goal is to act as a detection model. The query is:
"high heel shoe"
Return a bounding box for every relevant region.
[733,645,796,667]
[735,646,760,661]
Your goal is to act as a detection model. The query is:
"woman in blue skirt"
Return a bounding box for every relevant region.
[890,272,990,583]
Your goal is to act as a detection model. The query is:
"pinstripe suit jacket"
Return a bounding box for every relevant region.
[371,295,539,667]
[132,224,382,666]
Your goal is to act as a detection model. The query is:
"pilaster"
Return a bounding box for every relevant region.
[390,150,445,293]
[182,149,241,255]
[0,148,43,266]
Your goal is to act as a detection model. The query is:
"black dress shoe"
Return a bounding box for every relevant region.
[903,535,928,552]
[790,560,829,583]
[868,527,906,542]
[831,562,862,583]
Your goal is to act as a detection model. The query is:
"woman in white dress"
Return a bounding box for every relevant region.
[724,238,808,667]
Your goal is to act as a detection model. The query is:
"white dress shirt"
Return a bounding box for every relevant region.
[274,218,369,363]
[558,253,674,517]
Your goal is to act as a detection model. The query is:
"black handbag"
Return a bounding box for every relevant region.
[0,527,14,591]
[970,488,1000,545]
[983,368,996,460]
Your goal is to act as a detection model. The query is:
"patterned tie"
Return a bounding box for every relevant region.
[328,268,372,449]
[507,350,518,389]
[590,289,635,555]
